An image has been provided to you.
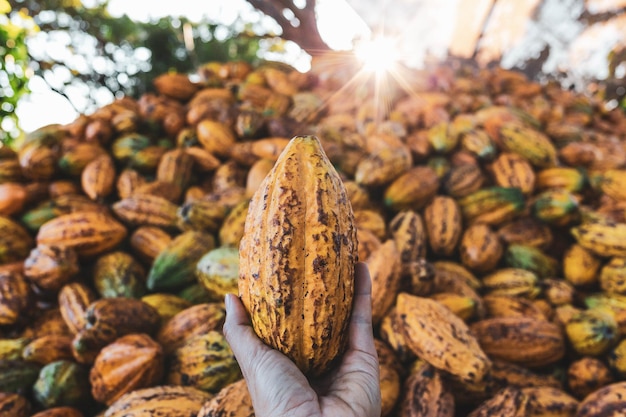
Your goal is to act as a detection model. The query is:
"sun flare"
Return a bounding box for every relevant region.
[355,35,401,73]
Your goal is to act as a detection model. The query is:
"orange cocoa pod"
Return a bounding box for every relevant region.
[37,212,127,257]
[157,303,226,354]
[112,194,178,229]
[58,282,97,335]
[459,224,503,274]
[90,333,164,405]
[197,379,253,417]
[184,146,221,172]
[23,244,79,292]
[197,120,236,158]
[130,226,172,264]
[245,158,274,198]
[156,148,193,190]
[31,407,84,417]
[48,180,80,198]
[0,271,32,326]
[0,182,27,216]
[489,152,536,194]
[81,154,116,201]
[116,168,146,199]
[424,196,462,256]
[367,240,401,325]
[153,72,198,101]
[22,334,73,365]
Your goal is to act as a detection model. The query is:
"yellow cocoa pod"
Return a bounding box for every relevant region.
[356,228,382,264]
[459,224,503,273]
[384,166,440,211]
[366,240,401,325]
[197,120,236,158]
[567,357,613,399]
[483,268,541,299]
[490,152,536,194]
[565,308,618,356]
[354,209,387,241]
[81,155,115,201]
[521,387,578,417]
[563,243,601,287]
[141,293,191,324]
[543,278,575,306]
[196,379,253,417]
[483,294,547,321]
[431,292,476,322]
[398,360,454,417]
[577,382,626,417]
[90,333,164,406]
[397,293,491,384]
[112,194,178,229]
[218,199,249,248]
[470,317,565,367]
[22,334,73,365]
[379,307,416,364]
[468,387,530,417]
[499,123,557,168]
[600,257,626,295]
[355,147,412,187]
[389,210,427,263]
[157,303,226,354]
[245,158,274,198]
[104,385,212,417]
[599,169,626,201]
[239,136,356,377]
[424,196,462,256]
[153,72,198,100]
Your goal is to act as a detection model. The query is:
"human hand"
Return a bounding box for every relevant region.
[223,262,381,417]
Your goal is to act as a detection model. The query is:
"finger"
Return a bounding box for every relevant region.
[348,262,377,356]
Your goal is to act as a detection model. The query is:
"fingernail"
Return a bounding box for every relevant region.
[224,294,232,312]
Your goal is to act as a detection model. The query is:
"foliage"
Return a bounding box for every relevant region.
[6,0,281,115]
[0,0,37,145]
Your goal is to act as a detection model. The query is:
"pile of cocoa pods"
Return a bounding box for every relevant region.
[1,55,626,416]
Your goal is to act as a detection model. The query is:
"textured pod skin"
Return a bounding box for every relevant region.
[444,163,486,198]
[24,244,79,292]
[571,221,626,258]
[399,361,455,417]
[355,147,412,187]
[354,209,387,241]
[104,385,212,417]
[380,308,417,364]
[141,293,191,324]
[600,257,626,295]
[72,298,160,364]
[609,339,626,378]
[22,335,73,365]
[483,294,547,321]
[357,228,382,265]
[424,196,462,256]
[468,387,530,417]
[0,338,29,361]
[432,292,477,322]
[93,251,146,299]
[112,194,179,229]
[167,331,240,392]
[384,166,440,211]
[196,247,239,301]
[0,359,41,393]
[535,167,587,193]
[543,279,575,306]
[470,317,565,367]
[33,360,89,409]
[367,240,401,325]
[90,333,164,405]
[30,407,84,417]
[499,123,557,168]
[184,146,221,172]
[0,271,32,326]
[457,187,525,226]
[134,180,182,204]
[81,155,115,200]
[0,216,34,264]
[157,303,226,354]
[37,212,126,257]
[147,231,216,291]
[197,120,236,158]
[490,152,536,194]
[522,387,578,417]
[129,226,172,264]
[565,309,618,356]
[568,357,614,399]
[599,169,626,201]
[497,217,553,249]
[576,382,626,417]
[0,392,30,417]
[218,199,250,248]
[59,143,106,176]
[156,148,193,190]
[196,379,254,417]
[116,168,145,199]
[505,244,559,279]
[58,282,97,334]
[239,135,357,377]
[483,268,541,298]
[375,340,402,416]
[177,199,229,233]
[397,293,491,384]
[21,308,72,340]
[389,210,427,262]
[531,189,579,226]
[459,224,503,273]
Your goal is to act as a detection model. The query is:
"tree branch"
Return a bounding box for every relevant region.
[246,0,330,56]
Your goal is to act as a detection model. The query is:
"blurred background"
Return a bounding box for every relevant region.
[1,0,625,145]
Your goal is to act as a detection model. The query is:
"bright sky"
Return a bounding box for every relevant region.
[16,0,370,132]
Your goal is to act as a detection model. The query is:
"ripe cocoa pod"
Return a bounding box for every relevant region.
[399,360,455,417]
[367,240,401,325]
[129,226,172,264]
[37,212,126,257]
[112,194,179,229]
[577,382,626,417]
[23,244,79,292]
[197,379,253,417]
[489,152,535,194]
[156,148,193,190]
[397,293,491,384]
[157,303,226,354]
[384,166,440,211]
[196,247,239,301]
[81,154,115,200]
[218,199,250,248]
[154,72,198,100]
[0,359,41,393]
[567,357,613,399]
[22,335,73,365]
[58,282,97,335]
[104,385,212,417]
[424,196,463,256]
[389,210,427,263]
[0,392,30,417]
[90,333,164,405]
[0,271,32,326]
[470,317,565,367]
[459,224,503,273]
[93,251,146,299]
[239,135,357,377]
[0,216,34,264]
[31,407,84,417]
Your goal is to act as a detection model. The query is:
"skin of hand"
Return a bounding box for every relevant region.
[223,262,382,417]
